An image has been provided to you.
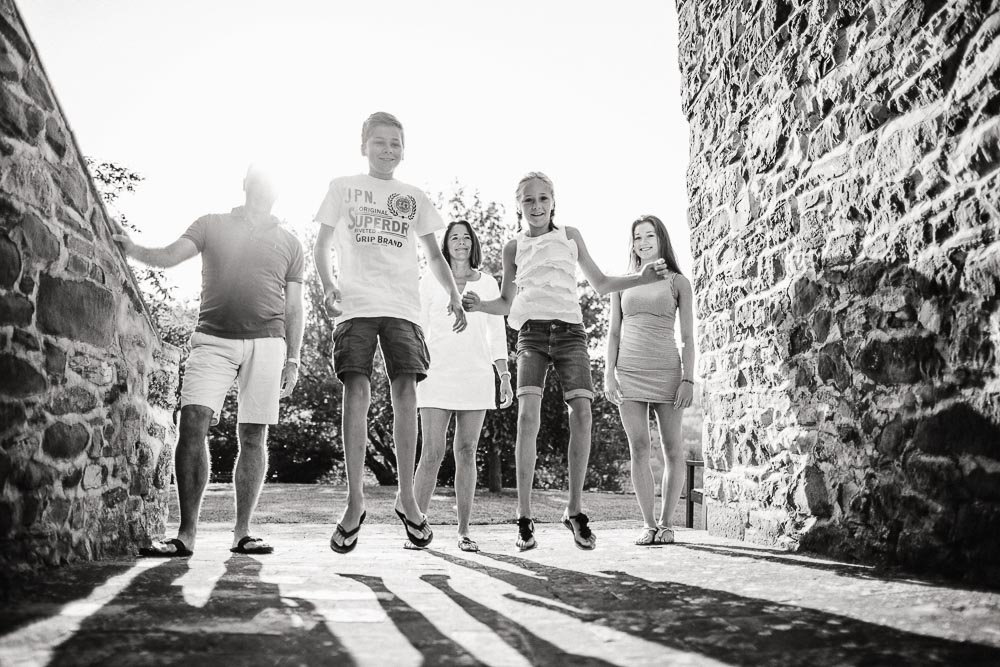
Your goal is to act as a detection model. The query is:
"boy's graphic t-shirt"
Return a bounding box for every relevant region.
[314,174,444,325]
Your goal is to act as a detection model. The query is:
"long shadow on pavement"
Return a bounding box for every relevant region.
[341,573,484,666]
[47,556,355,666]
[422,573,616,666]
[427,549,1000,666]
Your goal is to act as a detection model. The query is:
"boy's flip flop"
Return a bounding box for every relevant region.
[139,538,193,558]
[394,508,433,548]
[230,536,274,555]
[330,511,367,554]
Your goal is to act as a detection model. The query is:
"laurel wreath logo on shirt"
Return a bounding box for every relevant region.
[387,193,417,220]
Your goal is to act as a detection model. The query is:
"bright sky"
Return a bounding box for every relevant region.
[18,0,690,298]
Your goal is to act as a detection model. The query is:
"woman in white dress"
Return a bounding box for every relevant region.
[414,220,513,551]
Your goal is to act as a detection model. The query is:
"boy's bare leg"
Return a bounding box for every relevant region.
[515,395,542,519]
[174,404,214,551]
[391,375,430,539]
[233,423,268,548]
[339,373,371,532]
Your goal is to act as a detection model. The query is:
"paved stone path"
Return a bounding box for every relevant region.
[2,523,999,666]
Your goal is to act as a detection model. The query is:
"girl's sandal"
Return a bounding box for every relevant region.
[655,525,675,545]
[457,536,479,553]
[516,517,537,552]
[635,527,658,546]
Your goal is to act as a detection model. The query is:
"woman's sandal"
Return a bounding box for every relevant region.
[655,524,675,545]
[635,527,658,546]
[330,511,366,554]
[395,507,433,548]
[516,517,537,552]
[562,511,597,550]
[457,536,479,553]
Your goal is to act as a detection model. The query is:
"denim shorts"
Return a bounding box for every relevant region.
[516,320,594,402]
[332,317,430,382]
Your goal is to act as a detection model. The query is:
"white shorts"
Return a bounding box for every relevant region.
[180,332,285,425]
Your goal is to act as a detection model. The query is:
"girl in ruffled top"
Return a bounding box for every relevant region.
[605,215,695,546]
[463,172,670,551]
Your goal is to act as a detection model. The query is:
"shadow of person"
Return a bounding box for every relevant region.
[421,573,616,666]
[426,549,1000,665]
[1,561,136,636]
[340,573,483,665]
[48,556,355,666]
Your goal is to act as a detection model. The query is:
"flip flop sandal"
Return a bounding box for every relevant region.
[457,536,479,552]
[330,511,367,554]
[230,536,274,555]
[395,508,433,548]
[516,517,537,552]
[635,527,658,546]
[655,525,675,545]
[139,538,192,558]
[562,511,597,550]
[403,540,426,551]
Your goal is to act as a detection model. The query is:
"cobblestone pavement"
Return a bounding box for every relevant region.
[2,523,999,666]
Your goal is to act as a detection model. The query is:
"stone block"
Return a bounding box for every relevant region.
[0,83,30,141]
[11,327,38,350]
[855,334,939,384]
[48,386,99,416]
[0,291,32,326]
[794,465,833,517]
[54,165,89,217]
[44,341,66,383]
[44,116,66,157]
[18,212,60,264]
[82,464,102,490]
[61,466,82,491]
[707,502,747,541]
[12,459,55,492]
[0,353,46,397]
[41,422,89,460]
[37,274,114,347]
[0,233,19,286]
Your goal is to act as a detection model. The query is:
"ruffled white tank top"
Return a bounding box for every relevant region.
[508,227,583,330]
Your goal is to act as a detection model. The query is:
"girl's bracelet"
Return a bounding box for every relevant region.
[681,379,694,385]
[499,371,511,379]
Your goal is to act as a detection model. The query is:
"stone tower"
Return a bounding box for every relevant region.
[1,1,179,571]
[677,0,1000,583]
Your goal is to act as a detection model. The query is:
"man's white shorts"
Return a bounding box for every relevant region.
[180,332,285,425]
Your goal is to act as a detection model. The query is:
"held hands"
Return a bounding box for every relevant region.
[639,258,670,281]
[674,380,694,409]
[499,374,513,408]
[323,285,343,317]
[604,374,623,406]
[448,292,468,332]
[279,362,299,399]
[461,290,481,312]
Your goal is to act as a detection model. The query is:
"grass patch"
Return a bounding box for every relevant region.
[171,483,689,526]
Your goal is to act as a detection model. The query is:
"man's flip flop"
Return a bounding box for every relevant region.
[230,536,274,555]
[394,508,433,548]
[330,511,366,554]
[139,538,192,558]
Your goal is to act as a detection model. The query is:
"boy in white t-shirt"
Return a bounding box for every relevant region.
[313,112,467,553]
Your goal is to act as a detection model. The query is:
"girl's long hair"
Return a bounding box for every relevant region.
[628,215,682,275]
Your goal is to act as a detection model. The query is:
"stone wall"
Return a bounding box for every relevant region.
[0,1,179,571]
[677,0,1000,583]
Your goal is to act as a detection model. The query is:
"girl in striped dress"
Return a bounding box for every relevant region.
[604,215,695,546]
